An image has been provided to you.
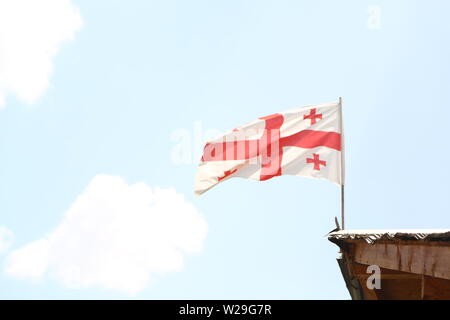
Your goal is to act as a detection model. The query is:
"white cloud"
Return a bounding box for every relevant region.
[5,175,208,295]
[0,226,14,253]
[0,0,83,108]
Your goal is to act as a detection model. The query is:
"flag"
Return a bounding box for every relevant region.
[194,101,344,195]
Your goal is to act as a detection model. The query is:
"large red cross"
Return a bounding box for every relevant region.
[201,113,341,181]
[303,108,322,125]
[306,153,326,170]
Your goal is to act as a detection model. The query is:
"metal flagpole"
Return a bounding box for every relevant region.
[341,185,345,230]
[339,97,345,230]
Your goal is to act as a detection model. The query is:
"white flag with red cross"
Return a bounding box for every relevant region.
[194,101,344,195]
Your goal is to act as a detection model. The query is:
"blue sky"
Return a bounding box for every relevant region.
[1,0,450,299]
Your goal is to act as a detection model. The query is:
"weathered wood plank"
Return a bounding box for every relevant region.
[352,242,450,280]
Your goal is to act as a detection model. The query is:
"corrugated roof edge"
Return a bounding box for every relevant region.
[327,229,450,245]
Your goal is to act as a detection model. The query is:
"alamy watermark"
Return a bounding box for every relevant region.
[170,121,221,165]
[170,120,281,168]
[367,5,382,30]
[366,264,381,290]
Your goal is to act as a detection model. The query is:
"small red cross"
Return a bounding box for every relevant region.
[306,153,326,170]
[218,169,237,181]
[303,108,322,125]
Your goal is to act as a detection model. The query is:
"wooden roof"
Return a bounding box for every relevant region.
[328,230,450,300]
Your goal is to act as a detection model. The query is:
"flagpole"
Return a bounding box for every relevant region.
[341,185,345,230]
[339,97,345,230]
